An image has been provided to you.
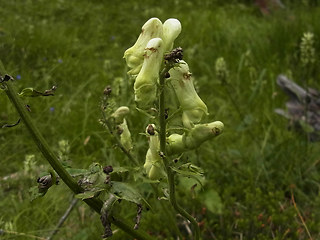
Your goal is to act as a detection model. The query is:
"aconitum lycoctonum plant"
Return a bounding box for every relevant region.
[123,17,224,180]
[2,17,224,240]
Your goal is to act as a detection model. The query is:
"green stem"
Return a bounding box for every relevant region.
[159,67,200,240]
[4,80,82,193]
[3,80,154,240]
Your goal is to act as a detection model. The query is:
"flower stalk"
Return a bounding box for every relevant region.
[159,66,201,240]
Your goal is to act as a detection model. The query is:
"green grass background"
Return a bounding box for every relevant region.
[1,0,320,239]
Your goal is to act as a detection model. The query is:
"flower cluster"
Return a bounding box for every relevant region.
[300,32,315,67]
[123,18,224,179]
[124,18,181,109]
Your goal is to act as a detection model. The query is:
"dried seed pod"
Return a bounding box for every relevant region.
[103,86,112,96]
[103,165,113,175]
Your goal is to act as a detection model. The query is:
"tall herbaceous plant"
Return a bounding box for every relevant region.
[1,17,223,240]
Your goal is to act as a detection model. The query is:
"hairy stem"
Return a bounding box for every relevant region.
[3,79,154,240]
[159,66,200,240]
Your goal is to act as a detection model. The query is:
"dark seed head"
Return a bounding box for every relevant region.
[4,75,13,81]
[103,165,113,174]
[103,86,112,96]
[116,125,124,135]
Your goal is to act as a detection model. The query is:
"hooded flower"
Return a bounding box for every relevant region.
[168,60,208,128]
[111,106,130,124]
[166,121,224,155]
[124,18,163,75]
[143,124,166,180]
[134,38,164,109]
[162,18,182,53]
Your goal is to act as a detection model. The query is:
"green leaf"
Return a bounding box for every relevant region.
[78,163,105,188]
[109,167,130,181]
[299,119,314,133]
[135,107,156,119]
[174,163,204,175]
[171,163,205,188]
[111,181,142,204]
[75,191,96,200]
[111,181,151,209]
[201,189,223,214]
[75,187,105,200]
[18,86,56,97]
[112,166,130,173]
[19,88,42,97]
[66,168,88,177]
[29,186,47,201]
[178,176,205,193]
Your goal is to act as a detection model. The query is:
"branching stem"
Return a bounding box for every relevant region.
[3,79,154,240]
[159,66,200,240]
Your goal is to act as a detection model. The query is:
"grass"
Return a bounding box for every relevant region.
[1,0,320,239]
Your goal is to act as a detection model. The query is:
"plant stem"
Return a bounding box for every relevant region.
[159,66,200,240]
[4,80,83,193]
[3,79,154,240]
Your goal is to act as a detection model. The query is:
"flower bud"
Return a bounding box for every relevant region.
[124,18,163,75]
[119,119,133,151]
[162,18,182,52]
[148,164,164,180]
[185,121,224,148]
[111,106,130,124]
[166,121,224,155]
[169,60,208,128]
[134,38,164,109]
[143,124,165,179]
[166,133,184,155]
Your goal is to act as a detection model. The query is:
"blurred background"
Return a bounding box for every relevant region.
[1,0,320,239]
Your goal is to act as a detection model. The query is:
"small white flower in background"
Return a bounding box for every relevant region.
[300,32,315,67]
[215,57,228,82]
[24,154,36,173]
